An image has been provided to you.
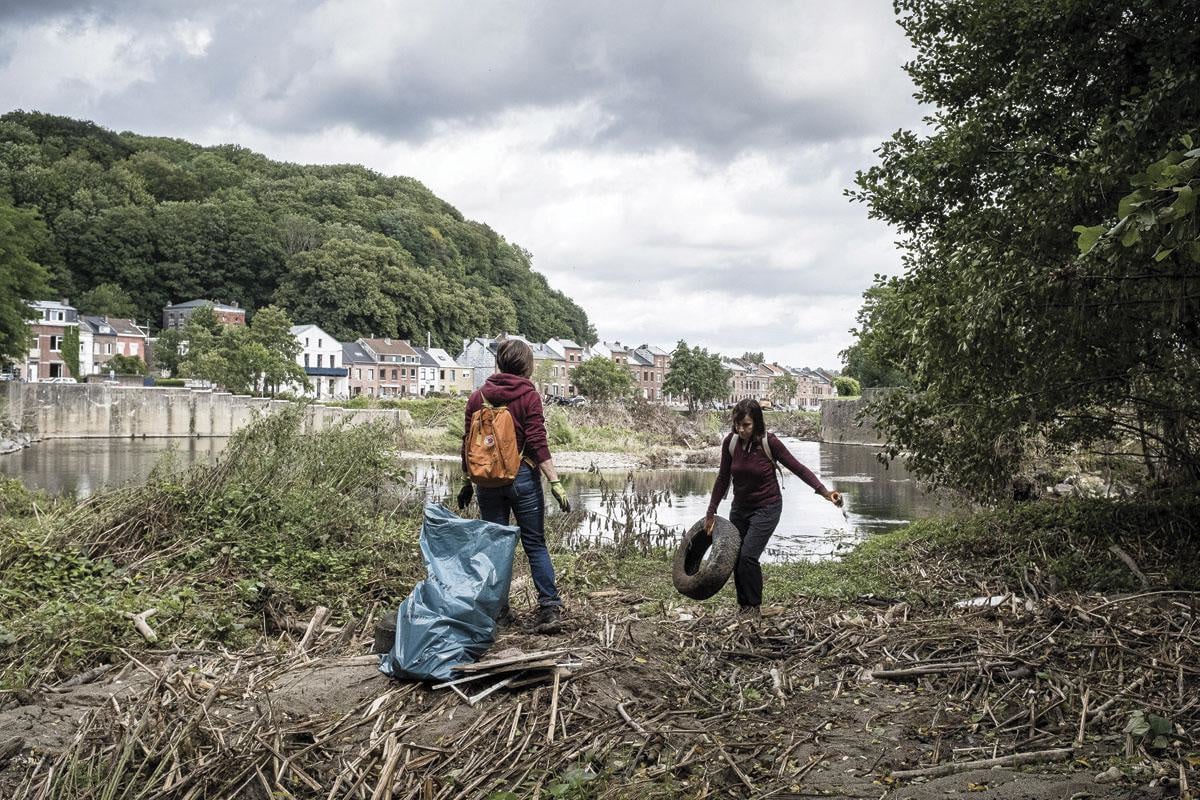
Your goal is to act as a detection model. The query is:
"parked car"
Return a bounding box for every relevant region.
[563,395,587,406]
[43,376,78,384]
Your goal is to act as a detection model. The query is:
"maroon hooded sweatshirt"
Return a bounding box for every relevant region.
[707,432,827,515]
[461,373,552,472]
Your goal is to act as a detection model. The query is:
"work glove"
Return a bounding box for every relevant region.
[456,480,474,511]
[549,479,571,513]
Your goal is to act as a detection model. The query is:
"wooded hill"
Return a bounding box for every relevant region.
[0,111,595,349]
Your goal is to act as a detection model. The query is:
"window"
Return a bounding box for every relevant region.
[130,343,139,356]
[356,368,362,379]
[317,338,322,348]
[304,354,310,367]
[317,354,323,368]
[330,355,337,368]
[49,335,63,352]
[440,369,445,380]
[368,369,375,380]
[305,338,309,347]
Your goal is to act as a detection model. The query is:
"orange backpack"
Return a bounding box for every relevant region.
[465,399,523,487]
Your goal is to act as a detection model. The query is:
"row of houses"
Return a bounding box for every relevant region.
[11,298,837,409]
[15,299,151,381]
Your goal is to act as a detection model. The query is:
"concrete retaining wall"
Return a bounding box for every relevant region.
[819,389,886,445]
[2,383,413,439]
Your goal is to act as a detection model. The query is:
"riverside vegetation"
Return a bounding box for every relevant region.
[0,407,1197,798]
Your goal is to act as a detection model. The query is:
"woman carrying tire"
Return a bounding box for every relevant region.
[705,398,842,616]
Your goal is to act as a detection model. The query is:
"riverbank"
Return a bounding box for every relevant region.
[0,412,1195,797]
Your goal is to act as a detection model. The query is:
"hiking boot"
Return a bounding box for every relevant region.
[534,606,562,634]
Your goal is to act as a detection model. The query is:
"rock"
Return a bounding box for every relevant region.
[1074,475,1107,497]
[1053,483,1073,496]
[1095,766,1124,784]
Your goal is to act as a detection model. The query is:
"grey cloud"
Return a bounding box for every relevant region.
[0,0,209,24]
[11,0,922,161]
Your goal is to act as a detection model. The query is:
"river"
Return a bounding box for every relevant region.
[0,437,940,562]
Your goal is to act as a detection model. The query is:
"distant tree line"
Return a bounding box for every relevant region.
[0,112,596,357]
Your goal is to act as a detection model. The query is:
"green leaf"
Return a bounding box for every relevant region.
[1153,247,1175,262]
[1124,711,1151,736]
[1148,714,1172,736]
[1121,227,1142,247]
[1169,184,1196,220]
[1118,190,1150,218]
[1073,224,1104,254]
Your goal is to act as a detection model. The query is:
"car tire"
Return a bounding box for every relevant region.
[672,516,740,600]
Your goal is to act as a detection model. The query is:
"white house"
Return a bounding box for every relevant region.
[425,347,472,395]
[413,347,439,396]
[290,324,347,398]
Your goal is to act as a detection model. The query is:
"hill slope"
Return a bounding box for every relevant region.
[0,111,594,348]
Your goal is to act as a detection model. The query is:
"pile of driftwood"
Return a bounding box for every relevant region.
[4,588,1197,798]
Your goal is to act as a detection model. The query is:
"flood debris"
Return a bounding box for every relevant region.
[1,586,1195,798]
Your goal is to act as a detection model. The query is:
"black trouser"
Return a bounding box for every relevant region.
[728,502,783,608]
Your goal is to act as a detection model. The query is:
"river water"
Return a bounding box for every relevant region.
[0,437,940,562]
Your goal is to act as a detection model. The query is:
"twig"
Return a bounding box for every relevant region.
[1108,545,1150,589]
[891,747,1075,780]
[122,609,158,643]
[546,669,561,744]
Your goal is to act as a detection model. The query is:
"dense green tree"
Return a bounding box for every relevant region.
[0,202,52,366]
[848,0,1200,497]
[840,284,907,388]
[740,352,764,364]
[77,282,137,319]
[275,237,405,341]
[833,376,861,398]
[769,373,798,408]
[152,327,185,376]
[570,357,634,402]
[107,353,147,375]
[249,304,307,396]
[664,341,730,412]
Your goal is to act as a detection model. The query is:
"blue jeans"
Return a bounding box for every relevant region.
[476,463,561,609]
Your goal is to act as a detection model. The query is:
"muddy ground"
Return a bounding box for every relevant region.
[1,586,1192,799]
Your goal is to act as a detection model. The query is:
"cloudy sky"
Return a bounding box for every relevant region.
[0,0,927,368]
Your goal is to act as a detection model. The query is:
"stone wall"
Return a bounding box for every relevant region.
[819,389,886,445]
[2,383,413,439]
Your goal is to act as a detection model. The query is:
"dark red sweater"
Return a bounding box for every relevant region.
[707,432,827,515]
[461,373,552,471]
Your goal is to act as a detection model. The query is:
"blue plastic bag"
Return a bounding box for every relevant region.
[379,502,519,681]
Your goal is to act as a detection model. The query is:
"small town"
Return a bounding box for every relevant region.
[10,296,839,410]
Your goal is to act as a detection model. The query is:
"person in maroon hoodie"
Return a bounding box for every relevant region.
[457,339,571,633]
[705,398,843,617]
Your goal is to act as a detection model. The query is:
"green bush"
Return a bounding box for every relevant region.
[547,407,576,448]
[0,407,427,688]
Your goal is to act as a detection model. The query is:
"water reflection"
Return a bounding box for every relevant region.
[2,437,938,562]
[0,438,228,498]
[399,439,940,563]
